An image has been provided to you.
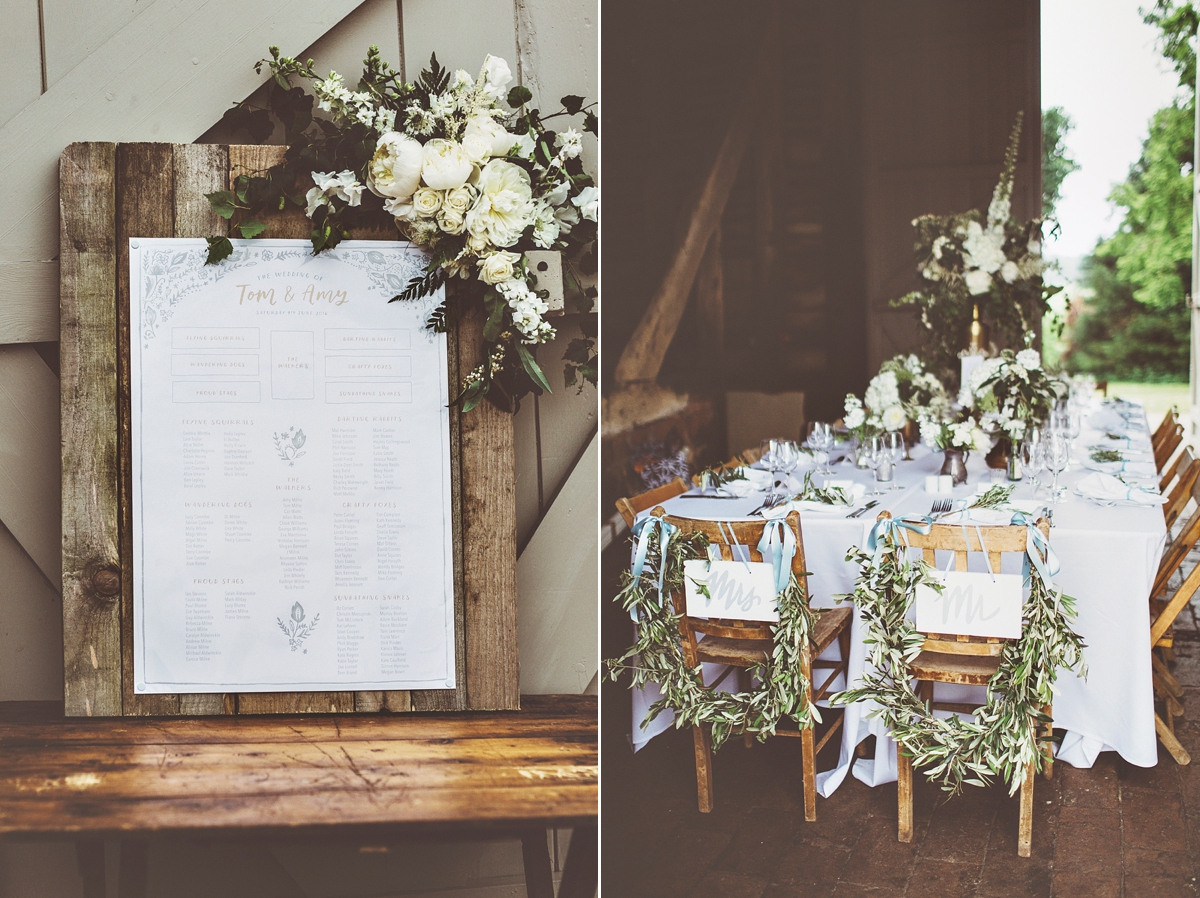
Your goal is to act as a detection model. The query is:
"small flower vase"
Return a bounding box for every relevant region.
[853,439,872,469]
[940,448,968,486]
[1007,449,1023,482]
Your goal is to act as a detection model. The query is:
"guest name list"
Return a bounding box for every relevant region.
[130,240,455,693]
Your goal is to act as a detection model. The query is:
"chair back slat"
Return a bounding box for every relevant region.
[1155,424,1185,471]
[615,477,689,529]
[1163,451,1199,530]
[1152,556,1200,646]
[1153,407,1180,450]
[1154,476,1200,596]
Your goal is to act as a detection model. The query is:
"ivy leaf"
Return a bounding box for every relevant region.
[482,296,506,342]
[583,111,598,136]
[507,85,533,108]
[560,94,584,115]
[206,190,238,220]
[516,343,553,394]
[204,236,233,265]
[238,219,269,239]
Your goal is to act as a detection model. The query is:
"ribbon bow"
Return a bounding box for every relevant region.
[1009,511,1060,586]
[865,515,932,565]
[629,515,678,621]
[756,518,797,596]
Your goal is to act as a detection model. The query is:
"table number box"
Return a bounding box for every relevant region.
[914,570,1023,639]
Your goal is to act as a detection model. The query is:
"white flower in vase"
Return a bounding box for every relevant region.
[843,395,866,430]
[881,405,907,432]
[964,267,993,296]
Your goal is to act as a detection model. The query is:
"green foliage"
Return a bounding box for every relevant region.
[1042,106,1080,220]
[605,525,819,749]
[1063,7,1195,381]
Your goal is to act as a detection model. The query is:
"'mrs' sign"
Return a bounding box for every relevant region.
[682,560,779,622]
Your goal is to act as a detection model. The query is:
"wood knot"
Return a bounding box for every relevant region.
[89,566,121,598]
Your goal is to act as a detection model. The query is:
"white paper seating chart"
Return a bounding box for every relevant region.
[130,239,456,693]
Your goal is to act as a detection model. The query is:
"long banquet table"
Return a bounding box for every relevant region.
[629,401,1170,796]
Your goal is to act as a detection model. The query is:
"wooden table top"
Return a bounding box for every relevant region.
[0,696,596,838]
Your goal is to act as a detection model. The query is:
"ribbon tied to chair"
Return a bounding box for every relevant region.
[1009,511,1060,588]
[865,515,933,565]
[629,514,678,621]
[756,518,797,596]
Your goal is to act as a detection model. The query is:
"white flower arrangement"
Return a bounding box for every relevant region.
[919,416,989,453]
[870,354,952,431]
[964,346,1057,440]
[205,47,598,413]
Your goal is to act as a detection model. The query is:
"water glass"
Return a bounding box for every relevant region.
[806,422,834,475]
[1046,432,1072,504]
[865,436,889,495]
[886,432,904,490]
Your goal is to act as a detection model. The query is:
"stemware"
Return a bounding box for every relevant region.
[806,422,834,475]
[1022,429,1045,497]
[864,436,889,495]
[886,432,904,490]
[1045,432,1072,504]
[760,438,783,503]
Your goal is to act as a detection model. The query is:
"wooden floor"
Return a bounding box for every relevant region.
[601,543,1200,898]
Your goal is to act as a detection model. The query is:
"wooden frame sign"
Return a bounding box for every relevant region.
[60,143,519,716]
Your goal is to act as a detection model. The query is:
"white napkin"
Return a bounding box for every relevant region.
[1074,472,1167,507]
[1085,440,1147,454]
[1082,457,1156,478]
[760,482,867,518]
[1087,410,1130,434]
[713,467,773,497]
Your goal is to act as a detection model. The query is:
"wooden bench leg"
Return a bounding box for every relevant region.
[76,839,105,898]
[897,749,913,843]
[557,822,597,898]
[693,724,714,813]
[520,827,555,898]
[1018,759,1034,858]
[118,839,148,898]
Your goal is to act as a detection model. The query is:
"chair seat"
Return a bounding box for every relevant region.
[911,651,1002,686]
[694,606,854,667]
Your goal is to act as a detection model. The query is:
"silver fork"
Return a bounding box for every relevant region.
[928,498,951,517]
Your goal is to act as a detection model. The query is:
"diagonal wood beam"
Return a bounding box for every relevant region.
[612,105,752,387]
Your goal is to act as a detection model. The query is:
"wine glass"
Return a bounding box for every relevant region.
[864,436,889,495]
[806,422,834,475]
[1046,432,1072,504]
[760,439,781,503]
[1022,429,1045,498]
[886,432,905,490]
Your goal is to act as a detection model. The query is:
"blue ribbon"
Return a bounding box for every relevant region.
[629,514,678,621]
[865,515,932,565]
[756,518,797,596]
[1009,511,1060,586]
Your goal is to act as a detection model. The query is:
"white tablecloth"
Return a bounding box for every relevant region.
[629,403,1169,793]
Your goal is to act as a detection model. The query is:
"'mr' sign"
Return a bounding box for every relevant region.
[914,571,1023,639]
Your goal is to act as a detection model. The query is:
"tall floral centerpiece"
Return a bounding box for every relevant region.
[963,346,1060,474]
[874,354,952,440]
[205,47,598,412]
[891,113,1061,381]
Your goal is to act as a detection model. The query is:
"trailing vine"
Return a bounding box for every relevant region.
[830,516,1086,794]
[604,522,820,749]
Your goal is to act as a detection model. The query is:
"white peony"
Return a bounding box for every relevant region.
[465,159,535,247]
[881,405,907,432]
[964,268,993,296]
[421,139,475,190]
[478,250,520,284]
[480,54,514,101]
[1016,348,1041,371]
[464,113,518,158]
[572,185,598,221]
[412,187,442,216]
[461,131,493,165]
[368,133,424,200]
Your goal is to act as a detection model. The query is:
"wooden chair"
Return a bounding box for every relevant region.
[653,508,853,822]
[1152,407,1179,450]
[614,477,690,529]
[1161,448,1199,531]
[1150,546,1200,766]
[889,511,1053,858]
[1153,409,1185,472]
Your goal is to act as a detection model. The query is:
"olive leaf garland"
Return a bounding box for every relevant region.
[603,526,820,749]
[203,46,598,414]
[830,521,1086,794]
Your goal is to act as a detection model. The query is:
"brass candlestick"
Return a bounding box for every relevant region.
[968,303,986,354]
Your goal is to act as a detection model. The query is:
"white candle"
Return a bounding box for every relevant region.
[938,475,954,493]
[925,475,939,494]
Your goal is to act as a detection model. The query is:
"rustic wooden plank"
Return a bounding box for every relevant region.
[457,302,519,710]
[60,142,122,717]
[225,145,357,716]
[0,261,59,343]
[0,698,596,835]
[517,435,597,694]
[116,142,179,717]
[167,143,232,717]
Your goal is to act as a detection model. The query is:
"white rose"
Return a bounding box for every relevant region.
[305,186,329,218]
[480,55,513,100]
[465,159,535,247]
[444,185,477,214]
[964,268,992,295]
[437,207,466,235]
[466,232,490,254]
[383,195,414,221]
[572,185,598,222]
[367,133,424,200]
[1000,260,1020,283]
[421,139,475,190]
[461,131,493,165]
[412,188,442,216]
[464,113,517,157]
[477,250,520,285]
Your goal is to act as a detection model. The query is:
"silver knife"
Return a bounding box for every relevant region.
[847,499,880,519]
